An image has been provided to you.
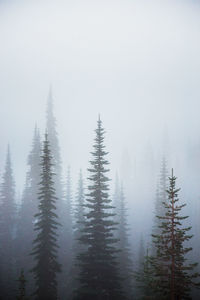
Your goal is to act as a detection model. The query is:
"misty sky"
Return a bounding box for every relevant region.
[0,0,200,194]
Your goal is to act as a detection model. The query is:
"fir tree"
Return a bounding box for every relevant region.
[46,86,63,201]
[0,145,16,300]
[16,126,41,292]
[152,157,168,255]
[151,169,200,299]
[31,133,61,300]
[74,117,123,300]
[17,269,28,300]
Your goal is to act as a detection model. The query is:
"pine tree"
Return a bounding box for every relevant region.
[31,133,61,300]
[0,145,16,300]
[152,157,168,255]
[74,117,123,300]
[16,126,41,292]
[17,269,28,300]
[151,169,200,299]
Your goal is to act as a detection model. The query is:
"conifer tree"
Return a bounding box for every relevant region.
[135,248,155,300]
[46,88,69,298]
[117,183,133,299]
[31,133,61,300]
[72,170,85,293]
[74,117,123,300]
[74,169,85,241]
[60,166,73,300]
[0,145,16,300]
[16,126,41,289]
[151,169,200,299]
[152,157,168,255]
[17,269,28,300]
[46,87,63,201]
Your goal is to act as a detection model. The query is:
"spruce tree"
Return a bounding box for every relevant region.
[46,87,63,202]
[46,88,68,299]
[0,145,16,300]
[31,133,61,300]
[151,169,200,299]
[17,269,28,300]
[74,117,123,300]
[152,157,168,255]
[16,126,41,291]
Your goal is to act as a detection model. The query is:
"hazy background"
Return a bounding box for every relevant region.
[0,0,200,240]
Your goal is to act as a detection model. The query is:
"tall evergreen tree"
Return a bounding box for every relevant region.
[151,169,200,299]
[60,166,73,300]
[16,126,41,291]
[74,117,123,300]
[46,87,69,298]
[0,145,16,300]
[152,157,168,255]
[46,87,63,201]
[31,133,61,300]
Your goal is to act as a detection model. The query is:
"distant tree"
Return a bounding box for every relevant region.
[151,169,200,299]
[74,117,123,300]
[31,133,61,300]
[151,157,168,255]
[61,166,73,300]
[16,126,41,293]
[46,86,63,202]
[46,88,69,299]
[115,181,133,299]
[74,170,85,242]
[135,248,155,300]
[16,269,28,300]
[0,145,16,300]
[72,170,85,294]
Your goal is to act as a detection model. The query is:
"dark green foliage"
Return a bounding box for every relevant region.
[31,133,61,300]
[135,248,155,300]
[16,126,41,294]
[74,117,123,300]
[0,145,16,300]
[151,169,200,299]
[17,269,28,300]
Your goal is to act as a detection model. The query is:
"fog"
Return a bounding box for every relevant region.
[0,1,200,298]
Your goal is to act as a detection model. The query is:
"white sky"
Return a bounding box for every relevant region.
[0,0,200,194]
